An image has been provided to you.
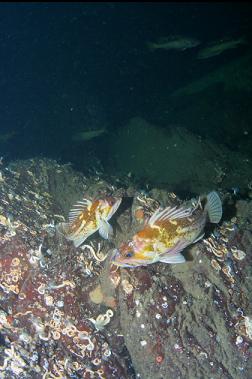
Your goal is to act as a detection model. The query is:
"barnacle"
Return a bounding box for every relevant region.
[49,280,76,290]
[62,324,77,337]
[0,171,4,182]
[135,194,159,219]
[44,295,54,306]
[28,244,43,265]
[0,310,13,330]
[0,215,19,237]
[88,309,114,330]
[235,315,252,340]
[211,259,221,271]
[0,344,26,375]
[221,265,235,284]
[0,215,8,226]
[121,279,134,295]
[231,246,246,261]
[92,357,101,366]
[203,237,227,261]
[51,330,61,340]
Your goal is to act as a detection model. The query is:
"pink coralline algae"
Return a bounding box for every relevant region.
[0,158,252,379]
[0,159,131,379]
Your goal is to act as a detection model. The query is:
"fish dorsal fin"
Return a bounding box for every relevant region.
[148,205,193,226]
[68,198,92,223]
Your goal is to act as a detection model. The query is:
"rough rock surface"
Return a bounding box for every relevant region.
[107,117,252,194]
[0,158,251,379]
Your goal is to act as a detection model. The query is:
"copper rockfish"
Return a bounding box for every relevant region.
[57,197,122,247]
[111,191,222,267]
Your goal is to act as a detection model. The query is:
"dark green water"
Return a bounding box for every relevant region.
[0,2,252,184]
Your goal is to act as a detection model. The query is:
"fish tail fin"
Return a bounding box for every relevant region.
[56,222,95,247]
[238,36,247,45]
[146,42,155,51]
[206,191,222,223]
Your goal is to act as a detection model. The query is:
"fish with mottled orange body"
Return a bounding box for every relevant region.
[57,197,122,247]
[111,192,222,267]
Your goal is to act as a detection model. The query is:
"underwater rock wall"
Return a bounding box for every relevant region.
[107,117,252,194]
[0,158,251,379]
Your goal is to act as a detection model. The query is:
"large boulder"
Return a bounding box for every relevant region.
[107,117,252,194]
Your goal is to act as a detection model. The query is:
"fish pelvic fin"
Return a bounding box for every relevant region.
[206,191,222,223]
[106,198,122,221]
[159,253,186,264]
[158,239,189,264]
[98,218,113,240]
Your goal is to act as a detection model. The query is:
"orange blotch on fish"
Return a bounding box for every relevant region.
[156,354,164,364]
[137,226,159,240]
[134,207,145,221]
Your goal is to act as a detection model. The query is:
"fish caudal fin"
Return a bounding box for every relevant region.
[71,233,92,248]
[146,42,156,51]
[206,191,222,223]
[69,228,98,247]
[56,222,97,247]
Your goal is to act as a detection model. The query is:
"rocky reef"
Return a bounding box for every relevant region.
[0,158,251,379]
[106,117,252,194]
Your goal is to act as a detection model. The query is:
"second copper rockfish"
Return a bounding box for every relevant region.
[111,191,222,267]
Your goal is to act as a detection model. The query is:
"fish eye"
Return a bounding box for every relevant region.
[126,252,133,258]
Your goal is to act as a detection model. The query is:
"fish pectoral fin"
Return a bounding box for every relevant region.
[159,253,186,264]
[106,198,122,221]
[158,239,189,264]
[99,219,113,240]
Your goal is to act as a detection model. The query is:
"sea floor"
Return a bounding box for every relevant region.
[0,158,251,379]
